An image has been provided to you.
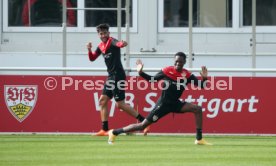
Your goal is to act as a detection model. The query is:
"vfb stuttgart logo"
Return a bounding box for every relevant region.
[4,85,38,122]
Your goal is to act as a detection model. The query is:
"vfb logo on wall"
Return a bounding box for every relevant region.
[4,85,38,122]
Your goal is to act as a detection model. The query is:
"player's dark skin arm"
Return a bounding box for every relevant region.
[136,59,165,81]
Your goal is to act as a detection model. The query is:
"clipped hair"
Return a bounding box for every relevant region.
[96,23,110,32]
[175,52,187,59]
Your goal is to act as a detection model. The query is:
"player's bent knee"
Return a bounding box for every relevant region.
[195,106,203,113]
[115,101,128,110]
[99,97,108,107]
[115,102,123,109]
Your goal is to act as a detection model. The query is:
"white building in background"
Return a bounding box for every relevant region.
[0,0,276,76]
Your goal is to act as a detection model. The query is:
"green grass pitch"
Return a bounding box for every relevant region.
[1,134,276,166]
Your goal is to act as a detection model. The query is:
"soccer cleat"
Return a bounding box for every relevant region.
[95,129,109,136]
[143,126,150,136]
[195,139,213,145]
[108,129,116,145]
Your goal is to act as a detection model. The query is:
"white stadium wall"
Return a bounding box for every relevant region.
[1,0,276,76]
[0,0,276,75]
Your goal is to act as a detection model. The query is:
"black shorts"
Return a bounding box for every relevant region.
[102,74,126,101]
[146,100,186,123]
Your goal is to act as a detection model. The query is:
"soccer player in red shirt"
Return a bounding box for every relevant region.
[108,52,212,145]
[87,24,149,136]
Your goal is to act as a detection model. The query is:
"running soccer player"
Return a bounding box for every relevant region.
[87,23,149,136]
[108,52,212,145]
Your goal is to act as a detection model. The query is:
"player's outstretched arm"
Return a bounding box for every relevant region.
[136,59,165,81]
[116,40,128,48]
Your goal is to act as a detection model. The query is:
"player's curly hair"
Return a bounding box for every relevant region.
[96,23,110,32]
[175,52,187,59]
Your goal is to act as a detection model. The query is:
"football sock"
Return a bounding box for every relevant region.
[102,121,108,131]
[196,128,202,140]
[136,114,145,122]
[113,128,124,135]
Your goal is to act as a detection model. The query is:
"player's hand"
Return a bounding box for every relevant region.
[121,40,128,47]
[86,42,92,50]
[200,66,208,79]
[136,59,144,74]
